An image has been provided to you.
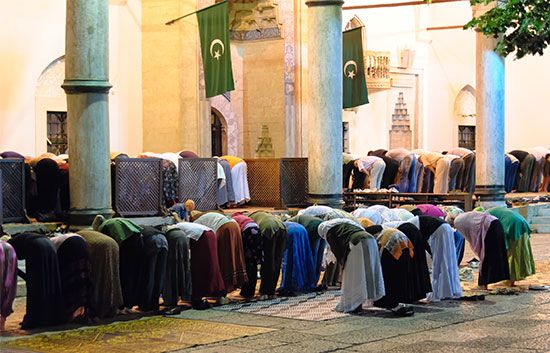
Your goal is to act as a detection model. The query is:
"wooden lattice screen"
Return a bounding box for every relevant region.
[114,158,163,217]
[178,158,218,211]
[0,159,26,223]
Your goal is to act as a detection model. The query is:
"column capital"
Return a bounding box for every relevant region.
[305,0,344,7]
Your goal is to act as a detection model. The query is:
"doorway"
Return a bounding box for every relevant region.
[211,109,227,157]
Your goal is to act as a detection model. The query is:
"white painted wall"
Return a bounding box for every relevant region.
[343,0,550,153]
[0,0,142,157]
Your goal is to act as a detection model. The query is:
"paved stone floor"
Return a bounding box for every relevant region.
[1,234,550,353]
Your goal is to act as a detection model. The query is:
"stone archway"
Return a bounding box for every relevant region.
[210,95,239,156]
[453,84,476,148]
[211,108,227,157]
[35,56,66,155]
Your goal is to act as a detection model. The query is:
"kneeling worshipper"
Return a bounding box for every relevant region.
[220,155,250,204]
[352,208,382,225]
[390,208,415,222]
[386,148,417,192]
[288,214,326,289]
[366,205,401,223]
[249,211,287,299]
[487,207,535,285]
[416,204,445,219]
[369,226,416,316]
[278,222,316,295]
[409,216,462,301]
[353,155,386,190]
[76,230,124,318]
[193,212,247,294]
[49,233,93,322]
[231,213,263,299]
[168,222,226,309]
[318,219,385,313]
[400,204,423,217]
[0,238,17,330]
[8,233,64,329]
[298,205,335,218]
[452,212,510,289]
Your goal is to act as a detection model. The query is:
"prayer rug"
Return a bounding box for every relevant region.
[213,291,348,321]
[2,317,272,353]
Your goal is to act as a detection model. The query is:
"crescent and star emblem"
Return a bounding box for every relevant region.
[343,60,358,79]
[209,39,225,61]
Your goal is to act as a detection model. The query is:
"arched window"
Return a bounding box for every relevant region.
[211,109,227,157]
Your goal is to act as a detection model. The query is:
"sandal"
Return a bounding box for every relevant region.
[391,304,414,317]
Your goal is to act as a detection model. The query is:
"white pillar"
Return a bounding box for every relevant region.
[306,0,344,207]
[62,0,113,224]
[473,4,506,207]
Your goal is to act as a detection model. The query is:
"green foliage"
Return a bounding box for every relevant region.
[463,0,550,59]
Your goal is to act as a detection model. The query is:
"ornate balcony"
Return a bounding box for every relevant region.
[364,50,391,90]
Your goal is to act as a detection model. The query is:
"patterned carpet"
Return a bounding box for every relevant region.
[214,291,348,321]
[1,317,273,353]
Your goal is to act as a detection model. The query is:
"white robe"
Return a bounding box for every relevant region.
[231,161,250,203]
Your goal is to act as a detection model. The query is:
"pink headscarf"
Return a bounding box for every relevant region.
[417,204,445,219]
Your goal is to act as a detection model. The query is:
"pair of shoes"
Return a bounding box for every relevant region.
[192,299,212,310]
[391,304,414,317]
[459,294,485,301]
[313,284,328,292]
[164,306,183,316]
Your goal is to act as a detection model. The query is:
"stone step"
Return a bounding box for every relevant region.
[538,208,550,216]
[531,224,550,234]
[530,216,550,224]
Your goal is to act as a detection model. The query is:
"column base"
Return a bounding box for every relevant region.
[475,185,506,209]
[69,208,115,226]
[308,193,344,208]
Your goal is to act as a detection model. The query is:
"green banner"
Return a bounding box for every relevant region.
[343,28,369,109]
[197,1,234,98]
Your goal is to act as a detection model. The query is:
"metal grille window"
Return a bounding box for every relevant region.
[47,111,68,155]
[458,125,475,150]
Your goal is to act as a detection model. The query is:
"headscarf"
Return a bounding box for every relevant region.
[417,204,445,219]
[453,211,497,270]
[377,228,414,260]
[487,207,531,246]
[367,205,401,223]
[351,208,382,225]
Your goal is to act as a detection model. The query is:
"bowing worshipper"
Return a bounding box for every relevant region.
[298,205,336,218]
[416,204,445,219]
[0,151,25,159]
[343,153,359,190]
[443,154,464,192]
[217,158,236,207]
[220,155,250,204]
[370,226,416,315]
[351,208,382,225]
[409,216,462,301]
[93,216,144,310]
[162,227,192,312]
[169,222,226,310]
[33,157,61,220]
[418,151,452,193]
[0,238,17,331]
[440,206,466,264]
[137,153,179,207]
[353,155,386,190]
[231,213,263,299]
[396,221,432,302]
[369,149,388,157]
[321,208,357,221]
[448,147,475,192]
[288,214,326,288]
[541,153,550,192]
[509,150,536,192]
[487,207,535,285]
[386,148,417,192]
[366,205,401,223]
[391,208,415,221]
[76,230,124,318]
[179,150,199,159]
[357,217,375,229]
[49,234,93,322]
[278,222,316,295]
[505,153,520,193]
[526,147,550,192]
[318,218,385,313]
[400,204,423,216]
[193,212,247,293]
[249,211,287,299]
[452,212,510,289]
[138,227,168,312]
[8,233,64,329]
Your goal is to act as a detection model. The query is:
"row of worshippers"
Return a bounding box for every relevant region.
[343,147,476,194]
[0,209,326,329]
[0,150,250,222]
[343,146,550,194]
[299,202,534,314]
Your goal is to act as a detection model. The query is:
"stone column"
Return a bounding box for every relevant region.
[62,0,113,224]
[306,0,344,207]
[473,3,506,207]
